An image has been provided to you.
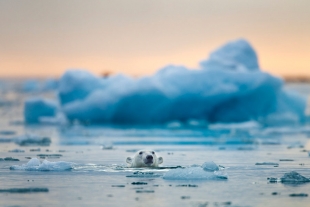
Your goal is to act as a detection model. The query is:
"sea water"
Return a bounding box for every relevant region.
[0,83,310,207]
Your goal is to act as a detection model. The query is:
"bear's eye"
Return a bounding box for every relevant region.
[151,151,155,154]
[139,151,143,155]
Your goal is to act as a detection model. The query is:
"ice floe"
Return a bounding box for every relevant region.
[8,149,25,153]
[0,188,49,193]
[268,171,310,183]
[15,134,51,146]
[10,158,74,171]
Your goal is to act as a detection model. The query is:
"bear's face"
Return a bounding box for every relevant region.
[126,150,163,168]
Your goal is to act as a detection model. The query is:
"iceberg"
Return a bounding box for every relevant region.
[10,158,74,171]
[53,39,306,124]
[24,98,57,123]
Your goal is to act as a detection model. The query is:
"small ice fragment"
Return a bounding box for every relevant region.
[255,162,279,166]
[8,149,25,153]
[0,188,49,193]
[15,135,51,146]
[0,157,19,161]
[10,158,74,171]
[289,193,308,197]
[267,177,280,183]
[201,161,219,172]
[101,144,113,150]
[0,138,13,143]
[131,182,147,185]
[0,130,16,135]
[280,171,310,183]
[136,190,154,193]
[27,157,41,166]
[37,154,62,158]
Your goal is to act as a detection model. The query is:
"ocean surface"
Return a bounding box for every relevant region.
[0,82,310,207]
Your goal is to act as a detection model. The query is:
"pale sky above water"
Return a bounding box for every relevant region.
[0,0,309,78]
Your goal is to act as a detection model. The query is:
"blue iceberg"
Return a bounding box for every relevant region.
[51,39,306,124]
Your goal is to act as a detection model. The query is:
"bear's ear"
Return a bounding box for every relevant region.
[158,157,163,164]
[126,157,132,164]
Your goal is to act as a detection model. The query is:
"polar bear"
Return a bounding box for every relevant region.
[126,150,163,168]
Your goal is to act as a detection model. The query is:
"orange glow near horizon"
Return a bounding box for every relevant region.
[1,42,309,79]
[0,0,309,78]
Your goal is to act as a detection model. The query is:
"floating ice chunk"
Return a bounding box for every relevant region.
[255,162,279,166]
[0,188,49,193]
[10,158,74,171]
[289,193,308,197]
[268,171,310,183]
[201,161,220,172]
[15,134,51,146]
[280,171,310,183]
[200,39,259,71]
[8,149,25,153]
[0,157,19,161]
[163,167,227,180]
[101,143,114,150]
[0,130,16,135]
[24,98,57,123]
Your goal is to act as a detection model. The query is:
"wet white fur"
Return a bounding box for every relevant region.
[126,150,163,168]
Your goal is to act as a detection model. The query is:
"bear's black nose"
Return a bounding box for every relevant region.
[146,155,153,160]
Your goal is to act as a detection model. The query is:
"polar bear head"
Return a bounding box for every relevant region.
[126,150,163,168]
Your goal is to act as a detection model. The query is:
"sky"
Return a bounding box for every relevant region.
[0,0,309,78]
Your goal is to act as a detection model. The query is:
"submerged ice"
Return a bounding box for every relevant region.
[25,39,306,125]
[163,165,227,180]
[10,158,74,171]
